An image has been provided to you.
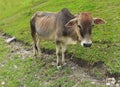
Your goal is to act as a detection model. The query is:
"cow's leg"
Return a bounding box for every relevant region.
[33,43,37,56]
[56,41,62,70]
[36,37,42,56]
[33,35,38,56]
[56,45,62,70]
[62,44,67,66]
[30,18,37,56]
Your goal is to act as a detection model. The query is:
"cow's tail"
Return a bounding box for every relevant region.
[30,16,38,52]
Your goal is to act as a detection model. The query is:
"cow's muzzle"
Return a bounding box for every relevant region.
[81,40,92,47]
[83,43,92,47]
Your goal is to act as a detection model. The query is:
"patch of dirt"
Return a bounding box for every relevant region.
[0,31,120,87]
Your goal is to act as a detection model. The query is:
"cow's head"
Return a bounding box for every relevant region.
[65,12,105,47]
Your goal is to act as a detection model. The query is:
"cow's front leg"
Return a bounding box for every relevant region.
[56,43,62,70]
[62,44,67,66]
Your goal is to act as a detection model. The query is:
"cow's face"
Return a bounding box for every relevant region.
[77,12,93,47]
[65,12,105,47]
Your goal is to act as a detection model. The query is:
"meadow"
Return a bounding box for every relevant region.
[0,0,120,86]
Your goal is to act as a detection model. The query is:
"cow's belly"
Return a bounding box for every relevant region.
[36,28,55,40]
[35,15,56,40]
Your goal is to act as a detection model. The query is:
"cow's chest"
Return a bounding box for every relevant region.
[63,37,77,45]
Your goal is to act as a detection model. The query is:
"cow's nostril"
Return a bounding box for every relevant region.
[83,43,92,47]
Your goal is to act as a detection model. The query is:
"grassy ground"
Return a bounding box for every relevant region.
[0,0,120,85]
[0,36,74,87]
[0,35,106,87]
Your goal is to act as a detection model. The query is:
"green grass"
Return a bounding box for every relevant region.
[0,0,120,82]
[0,38,71,87]
[0,38,105,87]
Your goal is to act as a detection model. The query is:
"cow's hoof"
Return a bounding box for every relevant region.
[57,65,62,70]
[33,53,36,56]
[63,62,67,66]
[38,52,42,57]
[33,54,37,58]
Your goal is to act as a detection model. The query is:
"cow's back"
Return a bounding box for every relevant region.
[31,8,75,41]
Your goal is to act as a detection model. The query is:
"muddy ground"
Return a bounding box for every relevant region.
[0,31,119,87]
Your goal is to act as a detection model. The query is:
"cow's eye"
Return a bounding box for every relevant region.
[78,25,82,29]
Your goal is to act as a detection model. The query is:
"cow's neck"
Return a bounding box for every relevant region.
[66,27,79,41]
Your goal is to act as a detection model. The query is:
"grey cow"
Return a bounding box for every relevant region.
[30,8,105,69]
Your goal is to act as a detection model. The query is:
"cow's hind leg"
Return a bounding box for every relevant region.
[30,17,38,57]
[33,35,38,56]
[36,37,42,56]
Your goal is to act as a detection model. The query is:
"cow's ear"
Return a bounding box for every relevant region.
[65,18,77,27]
[93,18,105,24]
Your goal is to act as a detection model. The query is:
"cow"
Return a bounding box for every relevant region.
[30,8,105,70]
